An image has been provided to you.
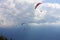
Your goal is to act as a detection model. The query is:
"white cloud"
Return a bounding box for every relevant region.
[34,9,47,21]
[44,3,60,9]
[15,0,43,3]
[0,13,18,27]
[28,21,60,26]
[28,2,60,26]
[28,23,40,26]
[43,3,60,22]
[0,0,20,27]
[0,0,60,27]
[0,0,43,27]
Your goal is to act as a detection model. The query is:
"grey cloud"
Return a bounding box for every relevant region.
[33,13,60,24]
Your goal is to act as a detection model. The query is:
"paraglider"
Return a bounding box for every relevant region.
[21,23,26,31]
[35,3,42,9]
[21,23,25,25]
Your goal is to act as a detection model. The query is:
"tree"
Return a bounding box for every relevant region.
[0,36,8,40]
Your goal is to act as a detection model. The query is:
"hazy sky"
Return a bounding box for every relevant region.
[0,0,60,27]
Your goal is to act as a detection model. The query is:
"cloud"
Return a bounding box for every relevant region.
[0,0,60,27]
[44,3,60,9]
[0,13,18,27]
[33,2,60,22]
[34,9,47,21]
[0,0,43,27]
[30,3,60,26]
[15,0,43,3]
[28,21,60,26]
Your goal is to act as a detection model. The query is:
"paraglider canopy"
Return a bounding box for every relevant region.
[35,3,42,9]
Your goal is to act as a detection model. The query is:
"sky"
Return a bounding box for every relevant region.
[0,0,60,28]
